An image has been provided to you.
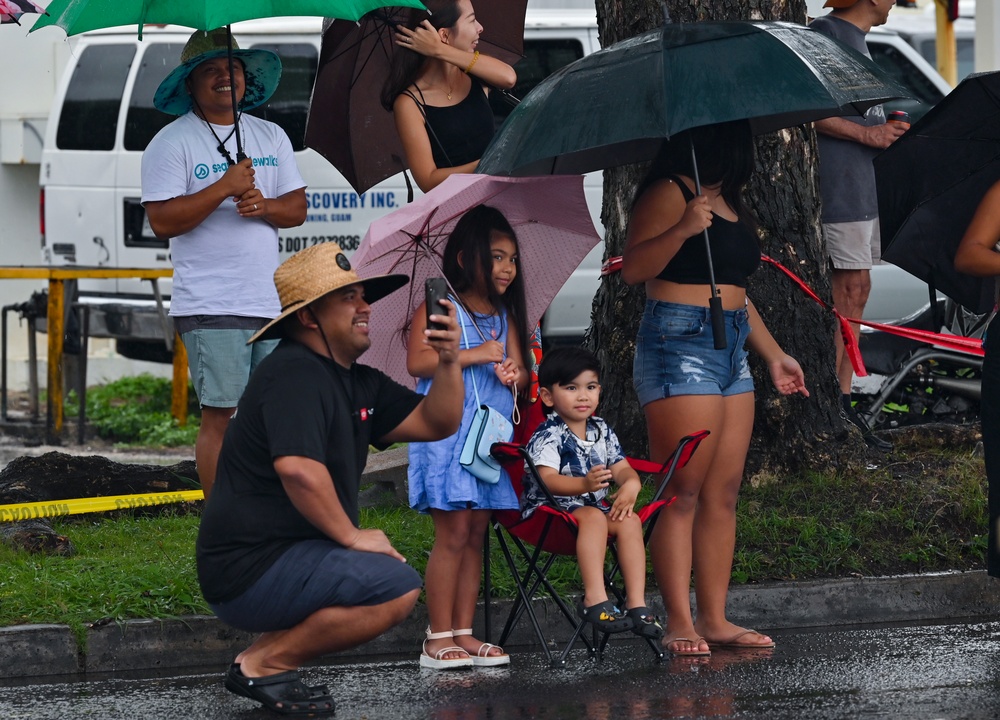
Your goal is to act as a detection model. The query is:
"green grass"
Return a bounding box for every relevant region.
[0,437,987,640]
[66,374,201,447]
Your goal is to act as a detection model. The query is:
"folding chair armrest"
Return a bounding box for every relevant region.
[490,441,565,509]
[626,429,710,504]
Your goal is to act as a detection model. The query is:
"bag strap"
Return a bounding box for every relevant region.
[456,302,483,408]
[455,302,518,423]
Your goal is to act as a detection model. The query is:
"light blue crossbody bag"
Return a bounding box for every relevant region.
[456,303,514,484]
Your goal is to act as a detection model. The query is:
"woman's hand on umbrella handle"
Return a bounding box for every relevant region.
[395,21,443,59]
[495,357,519,386]
[677,195,713,238]
[476,340,505,366]
[220,158,255,200]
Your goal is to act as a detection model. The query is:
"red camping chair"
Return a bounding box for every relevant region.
[484,429,710,666]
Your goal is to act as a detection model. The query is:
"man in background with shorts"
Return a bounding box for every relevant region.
[142,29,307,496]
[811,0,905,451]
[197,242,463,715]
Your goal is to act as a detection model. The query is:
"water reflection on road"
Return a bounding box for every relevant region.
[2,619,998,719]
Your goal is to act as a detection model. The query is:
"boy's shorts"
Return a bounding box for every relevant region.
[823,218,881,270]
[209,539,422,633]
[633,299,754,407]
[179,325,277,407]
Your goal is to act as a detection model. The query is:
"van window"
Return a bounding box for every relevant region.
[866,40,944,121]
[246,43,318,150]
[491,38,585,122]
[124,43,184,151]
[57,44,136,151]
[914,37,974,83]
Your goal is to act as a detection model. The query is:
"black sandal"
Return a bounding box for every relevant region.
[224,665,335,716]
[579,600,633,633]
[627,606,665,639]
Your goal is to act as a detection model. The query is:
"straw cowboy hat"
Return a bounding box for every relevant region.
[154,27,282,115]
[248,242,409,344]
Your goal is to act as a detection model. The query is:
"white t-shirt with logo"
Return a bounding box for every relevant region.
[141,112,306,318]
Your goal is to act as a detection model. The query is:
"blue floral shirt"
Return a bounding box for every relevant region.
[522,414,626,518]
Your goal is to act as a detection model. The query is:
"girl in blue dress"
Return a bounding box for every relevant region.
[407,205,529,669]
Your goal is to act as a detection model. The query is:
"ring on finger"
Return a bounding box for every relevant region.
[253,203,258,211]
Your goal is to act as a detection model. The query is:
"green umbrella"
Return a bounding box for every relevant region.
[30,0,426,38]
[31,0,426,159]
[478,20,910,349]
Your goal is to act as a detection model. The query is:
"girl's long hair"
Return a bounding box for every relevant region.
[633,120,757,229]
[442,204,531,363]
[380,0,463,112]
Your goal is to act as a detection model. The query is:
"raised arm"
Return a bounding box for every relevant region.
[955,179,1000,278]
[621,178,712,286]
[396,21,516,90]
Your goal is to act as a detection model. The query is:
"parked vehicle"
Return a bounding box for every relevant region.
[37,11,952,359]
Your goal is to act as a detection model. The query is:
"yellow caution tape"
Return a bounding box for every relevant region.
[0,490,204,523]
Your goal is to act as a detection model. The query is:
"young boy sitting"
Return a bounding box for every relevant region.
[523,346,663,638]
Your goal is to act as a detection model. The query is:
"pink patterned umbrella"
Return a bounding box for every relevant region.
[353,173,601,388]
[1,0,46,24]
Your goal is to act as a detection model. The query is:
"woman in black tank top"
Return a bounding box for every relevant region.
[621,122,809,657]
[380,0,516,193]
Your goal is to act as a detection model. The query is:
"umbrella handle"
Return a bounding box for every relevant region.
[709,294,726,350]
[690,140,727,350]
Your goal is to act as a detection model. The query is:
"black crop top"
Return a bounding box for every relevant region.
[406,77,495,169]
[655,175,760,288]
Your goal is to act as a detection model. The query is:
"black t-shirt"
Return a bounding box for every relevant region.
[196,340,423,604]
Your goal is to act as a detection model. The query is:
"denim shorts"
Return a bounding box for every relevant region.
[209,540,423,633]
[633,299,754,407]
[179,326,277,407]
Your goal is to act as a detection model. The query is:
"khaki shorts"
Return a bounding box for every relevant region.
[823,218,881,270]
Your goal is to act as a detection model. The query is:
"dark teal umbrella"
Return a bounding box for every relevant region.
[478,20,909,348]
[478,20,909,176]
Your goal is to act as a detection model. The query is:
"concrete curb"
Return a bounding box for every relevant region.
[2,571,996,679]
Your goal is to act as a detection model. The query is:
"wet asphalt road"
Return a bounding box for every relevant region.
[1,619,998,719]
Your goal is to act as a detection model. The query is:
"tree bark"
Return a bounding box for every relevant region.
[591,0,864,475]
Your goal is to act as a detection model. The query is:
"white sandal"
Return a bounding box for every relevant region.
[419,628,473,670]
[453,628,510,667]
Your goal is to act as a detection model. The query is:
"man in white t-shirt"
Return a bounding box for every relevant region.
[142,28,307,497]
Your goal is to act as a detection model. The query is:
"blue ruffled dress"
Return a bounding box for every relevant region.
[408,306,519,512]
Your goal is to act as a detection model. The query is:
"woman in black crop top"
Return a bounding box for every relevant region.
[622,121,808,657]
[380,0,516,193]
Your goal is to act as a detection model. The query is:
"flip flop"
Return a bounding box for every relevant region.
[224,665,335,716]
[663,635,711,657]
[703,629,776,650]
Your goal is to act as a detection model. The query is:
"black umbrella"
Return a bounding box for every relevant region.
[478,20,909,348]
[305,2,527,195]
[876,71,1000,315]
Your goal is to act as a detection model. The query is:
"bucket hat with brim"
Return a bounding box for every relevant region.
[249,242,409,344]
[154,28,282,115]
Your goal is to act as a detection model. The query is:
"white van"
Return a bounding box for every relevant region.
[38,11,949,359]
[38,10,603,359]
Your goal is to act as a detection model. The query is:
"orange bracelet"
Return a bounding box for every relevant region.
[464,50,480,74]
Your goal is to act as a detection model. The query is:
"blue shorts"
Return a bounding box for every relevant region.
[180,326,277,408]
[633,299,754,407]
[209,540,423,633]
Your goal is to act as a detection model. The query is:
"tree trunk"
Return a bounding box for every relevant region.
[591,0,864,475]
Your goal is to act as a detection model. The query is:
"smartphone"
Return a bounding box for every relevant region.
[425,277,449,331]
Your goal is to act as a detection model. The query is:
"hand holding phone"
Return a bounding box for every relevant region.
[425,277,449,332]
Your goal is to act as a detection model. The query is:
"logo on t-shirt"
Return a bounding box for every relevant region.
[194,163,210,180]
[358,407,374,422]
